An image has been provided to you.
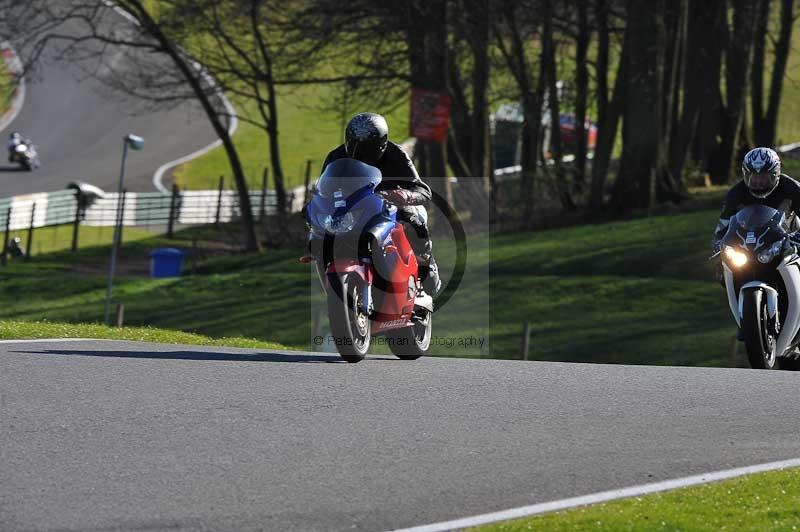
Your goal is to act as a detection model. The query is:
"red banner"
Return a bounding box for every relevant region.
[409,88,451,142]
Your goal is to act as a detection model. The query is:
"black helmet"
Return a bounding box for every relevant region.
[742,147,781,198]
[344,112,388,165]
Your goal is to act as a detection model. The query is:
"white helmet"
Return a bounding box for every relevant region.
[742,147,781,198]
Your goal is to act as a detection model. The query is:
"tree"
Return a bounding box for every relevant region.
[589,0,627,208]
[494,0,546,206]
[541,0,574,210]
[2,0,262,251]
[710,0,759,184]
[612,0,665,210]
[752,0,796,147]
[572,0,590,193]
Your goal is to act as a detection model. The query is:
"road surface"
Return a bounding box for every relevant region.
[2,339,800,531]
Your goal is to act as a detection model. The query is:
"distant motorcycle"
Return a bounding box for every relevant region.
[712,204,800,369]
[9,142,40,171]
[303,158,433,363]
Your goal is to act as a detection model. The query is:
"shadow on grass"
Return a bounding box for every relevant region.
[14,348,397,364]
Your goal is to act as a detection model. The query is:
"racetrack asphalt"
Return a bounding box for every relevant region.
[2,339,800,531]
[0,17,218,197]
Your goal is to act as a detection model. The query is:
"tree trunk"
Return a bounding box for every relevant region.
[467,0,491,188]
[671,0,725,182]
[123,0,260,251]
[250,1,287,216]
[405,0,451,209]
[751,0,770,146]
[764,0,795,146]
[711,0,758,184]
[446,44,473,177]
[589,11,627,209]
[494,6,544,204]
[573,0,590,195]
[612,0,664,211]
[542,0,574,210]
[656,0,689,202]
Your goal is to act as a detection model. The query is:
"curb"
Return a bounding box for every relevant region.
[0,41,26,135]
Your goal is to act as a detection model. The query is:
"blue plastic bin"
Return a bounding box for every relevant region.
[149,248,186,278]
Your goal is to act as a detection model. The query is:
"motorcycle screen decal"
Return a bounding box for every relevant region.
[755,226,772,250]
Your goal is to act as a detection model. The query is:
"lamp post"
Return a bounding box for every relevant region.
[104,134,144,325]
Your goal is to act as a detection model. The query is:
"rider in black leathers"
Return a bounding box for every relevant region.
[712,147,800,253]
[322,112,441,295]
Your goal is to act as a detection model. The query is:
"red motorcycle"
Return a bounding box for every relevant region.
[303,158,433,363]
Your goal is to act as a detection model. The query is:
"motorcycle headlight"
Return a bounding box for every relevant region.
[15,144,26,153]
[321,212,356,234]
[725,246,748,267]
[758,241,784,264]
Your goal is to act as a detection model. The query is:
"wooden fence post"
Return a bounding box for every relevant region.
[25,202,35,259]
[729,334,739,367]
[1,207,10,266]
[303,159,312,205]
[215,175,224,225]
[260,168,268,221]
[167,184,179,238]
[71,191,81,252]
[118,189,127,247]
[115,302,125,328]
[522,320,531,361]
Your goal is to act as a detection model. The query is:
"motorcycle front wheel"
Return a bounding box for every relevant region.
[741,289,779,370]
[327,273,371,363]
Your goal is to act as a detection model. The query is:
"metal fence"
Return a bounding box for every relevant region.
[0,186,306,235]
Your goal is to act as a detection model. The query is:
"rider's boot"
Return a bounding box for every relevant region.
[416,241,441,296]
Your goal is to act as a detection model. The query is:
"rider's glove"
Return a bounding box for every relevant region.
[381,189,415,205]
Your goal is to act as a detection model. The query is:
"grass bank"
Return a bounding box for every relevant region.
[0,319,289,350]
[472,467,800,531]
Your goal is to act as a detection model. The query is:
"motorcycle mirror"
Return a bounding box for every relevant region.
[124,134,145,151]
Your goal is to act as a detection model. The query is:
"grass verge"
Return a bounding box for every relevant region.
[0,319,289,350]
[173,86,410,190]
[472,467,800,531]
[0,52,12,116]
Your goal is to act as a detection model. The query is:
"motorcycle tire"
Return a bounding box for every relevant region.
[742,289,779,370]
[388,309,432,360]
[327,273,370,363]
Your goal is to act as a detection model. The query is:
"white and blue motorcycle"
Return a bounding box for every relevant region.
[714,204,800,369]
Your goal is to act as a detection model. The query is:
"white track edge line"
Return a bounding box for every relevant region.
[390,457,800,532]
[0,338,93,344]
[102,1,238,194]
[149,44,238,194]
[0,46,26,135]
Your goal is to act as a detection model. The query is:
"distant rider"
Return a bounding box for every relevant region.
[7,131,34,163]
[322,112,441,295]
[712,147,800,254]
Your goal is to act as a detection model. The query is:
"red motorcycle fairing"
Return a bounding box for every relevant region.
[321,224,420,334]
[371,226,418,331]
[323,259,373,286]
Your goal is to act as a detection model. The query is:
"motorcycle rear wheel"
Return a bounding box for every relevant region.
[388,309,432,360]
[327,273,371,363]
[742,289,779,370]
